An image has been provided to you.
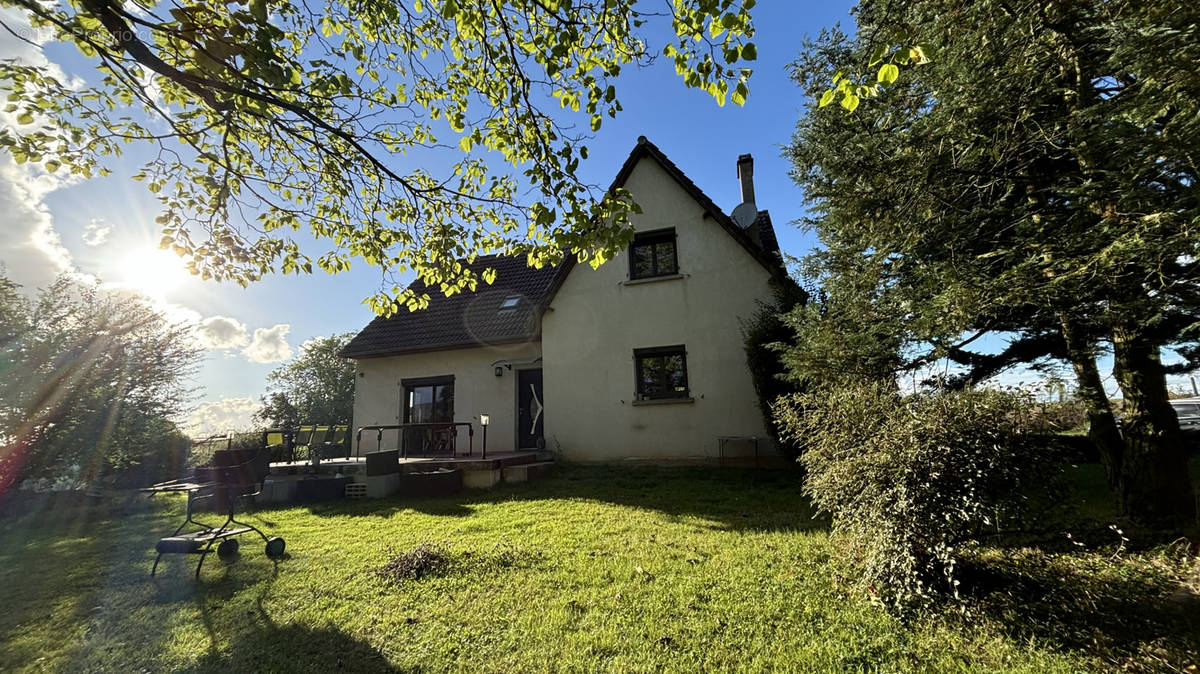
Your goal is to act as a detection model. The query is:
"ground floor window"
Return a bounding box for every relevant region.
[634,346,689,400]
[402,375,455,453]
[403,376,455,423]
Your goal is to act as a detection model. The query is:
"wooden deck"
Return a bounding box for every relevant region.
[268,450,552,476]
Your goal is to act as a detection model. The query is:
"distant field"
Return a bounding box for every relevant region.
[0,464,1196,672]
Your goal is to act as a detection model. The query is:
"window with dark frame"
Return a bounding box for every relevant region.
[403,376,455,423]
[629,228,678,279]
[634,346,689,400]
[402,375,455,452]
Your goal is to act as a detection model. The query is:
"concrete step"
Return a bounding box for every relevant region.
[501,460,556,484]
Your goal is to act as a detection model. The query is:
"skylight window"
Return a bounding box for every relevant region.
[498,295,521,315]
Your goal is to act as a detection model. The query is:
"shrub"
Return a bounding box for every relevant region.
[742,277,808,459]
[774,383,1063,611]
[1029,399,1089,434]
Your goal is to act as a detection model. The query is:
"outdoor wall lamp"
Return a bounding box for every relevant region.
[494,366,504,377]
[479,413,490,459]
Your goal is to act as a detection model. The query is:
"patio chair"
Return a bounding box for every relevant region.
[430,423,456,457]
[263,429,290,463]
[307,426,330,467]
[323,425,350,460]
[292,426,315,463]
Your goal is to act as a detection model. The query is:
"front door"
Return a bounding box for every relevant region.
[516,369,544,450]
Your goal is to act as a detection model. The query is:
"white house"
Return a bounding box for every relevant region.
[342,137,787,462]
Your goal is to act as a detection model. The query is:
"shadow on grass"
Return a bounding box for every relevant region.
[958,549,1200,670]
[0,497,157,662]
[179,621,403,673]
[296,464,825,533]
[185,576,403,674]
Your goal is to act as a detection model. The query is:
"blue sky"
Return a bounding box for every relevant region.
[2,3,1191,433]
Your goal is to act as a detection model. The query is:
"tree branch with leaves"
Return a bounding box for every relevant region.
[1,0,758,314]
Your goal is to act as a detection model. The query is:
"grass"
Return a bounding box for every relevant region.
[0,465,1197,672]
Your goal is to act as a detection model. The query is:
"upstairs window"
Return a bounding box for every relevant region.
[634,346,689,400]
[629,228,678,279]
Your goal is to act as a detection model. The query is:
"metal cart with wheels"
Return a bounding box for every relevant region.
[144,446,286,578]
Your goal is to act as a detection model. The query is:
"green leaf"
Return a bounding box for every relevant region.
[17,112,34,125]
[819,89,835,107]
[840,92,860,112]
[250,0,267,24]
[741,43,757,61]
[878,63,899,84]
[869,44,888,66]
[731,82,748,106]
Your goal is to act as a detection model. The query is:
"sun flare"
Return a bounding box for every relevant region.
[117,247,192,298]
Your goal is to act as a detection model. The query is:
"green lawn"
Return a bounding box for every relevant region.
[0,465,1196,672]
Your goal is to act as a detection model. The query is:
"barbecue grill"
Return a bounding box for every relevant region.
[144,446,286,578]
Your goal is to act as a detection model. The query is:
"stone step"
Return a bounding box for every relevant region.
[501,460,556,484]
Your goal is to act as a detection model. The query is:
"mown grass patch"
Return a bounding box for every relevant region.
[0,464,1196,672]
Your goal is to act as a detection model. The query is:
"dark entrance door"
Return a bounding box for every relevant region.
[516,369,544,450]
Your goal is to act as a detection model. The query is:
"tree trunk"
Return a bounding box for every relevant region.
[1111,321,1196,528]
[1059,316,1124,488]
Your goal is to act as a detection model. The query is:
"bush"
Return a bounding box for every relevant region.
[742,277,808,459]
[1029,399,1089,434]
[774,383,1063,611]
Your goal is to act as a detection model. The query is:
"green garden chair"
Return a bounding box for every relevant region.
[309,426,330,466]
[263,429,289,463]
[324,425,350,459]
[293,426,315,463]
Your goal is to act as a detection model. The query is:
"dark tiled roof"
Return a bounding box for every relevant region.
[341,255,564,358]
[752,209,781,257]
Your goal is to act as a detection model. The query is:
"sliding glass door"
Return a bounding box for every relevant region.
[401,376,454,455]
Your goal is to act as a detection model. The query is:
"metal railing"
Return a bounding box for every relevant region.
[354,422,475,459]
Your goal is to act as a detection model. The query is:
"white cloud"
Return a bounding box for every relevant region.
[198,315,249,349]
[186,397,262,436]
[81,218,111,246]
[0,8,85,292]
[0,157,77,291]
[242,323,292,363]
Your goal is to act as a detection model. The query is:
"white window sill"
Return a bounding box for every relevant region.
[632,397,695,407]
[622,273,685,286]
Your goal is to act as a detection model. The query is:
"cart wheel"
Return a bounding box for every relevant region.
[217,539,239,560]
[265,537,286,559]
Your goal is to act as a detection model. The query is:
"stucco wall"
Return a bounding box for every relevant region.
[541,155,776,462]
[351,342,542,455]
